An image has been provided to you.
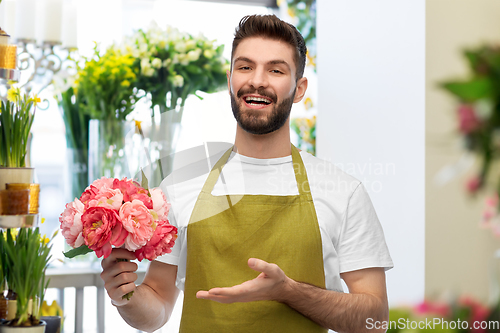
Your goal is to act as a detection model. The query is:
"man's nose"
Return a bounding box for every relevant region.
[248,69,268,89]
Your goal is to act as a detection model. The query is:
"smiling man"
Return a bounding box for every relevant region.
[100,14,393,333]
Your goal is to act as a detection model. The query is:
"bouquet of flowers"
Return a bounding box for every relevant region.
[121,22,229,113]
[75,44,138,122]
[59,176,177,262]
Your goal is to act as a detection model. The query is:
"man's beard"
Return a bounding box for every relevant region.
[230,87,295,135]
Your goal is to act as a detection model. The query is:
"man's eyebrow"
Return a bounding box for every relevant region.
[268,59,291,71]
[234,57,291,71]
[234,57,255,64]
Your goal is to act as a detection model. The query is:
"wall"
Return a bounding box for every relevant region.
[426,0,500,302]
[316,0,426,305]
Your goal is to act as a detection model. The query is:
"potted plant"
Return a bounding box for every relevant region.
[0,227,53,332]
[0,87,39,190]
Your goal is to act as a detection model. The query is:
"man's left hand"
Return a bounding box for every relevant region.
[196,258,289,303]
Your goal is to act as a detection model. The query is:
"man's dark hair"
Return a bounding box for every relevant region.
[231,14,307,80]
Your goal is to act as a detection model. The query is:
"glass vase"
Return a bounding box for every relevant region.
[88,119,135,182]
[140,108,182,187]
[66,148,88,201]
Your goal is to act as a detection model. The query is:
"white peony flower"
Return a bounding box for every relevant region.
[187,49,201,62]
[204,40,214,49]
[175,41,187,53]
[173,75,184,87]
[185,39,196,51]
[163,58,172,68]
[179,54,189,66]
[151,58,162,69]
[203,49,215,59]
[141,58,150,68]
[143,67,155,77]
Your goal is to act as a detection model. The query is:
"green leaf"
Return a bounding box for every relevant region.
[141,168,149,190]
[464,50,480,71]
[440,77,493,102]
[186,65,202,74]
[140,168,151,197]
[63,245,93,258]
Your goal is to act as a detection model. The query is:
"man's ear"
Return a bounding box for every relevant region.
[226,70,231,94]
[293,77,308,103]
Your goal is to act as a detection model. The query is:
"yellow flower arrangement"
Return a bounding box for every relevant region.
[76,44,138,121]
[40,299,64,328]
[0,87,39,167]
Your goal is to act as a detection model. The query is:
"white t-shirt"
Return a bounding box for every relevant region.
[157,147,393,292]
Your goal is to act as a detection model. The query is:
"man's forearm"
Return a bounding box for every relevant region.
[115,283,172,332]
[279,279,388,333]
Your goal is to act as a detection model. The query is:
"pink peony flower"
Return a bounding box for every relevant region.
[486,193,499,207]
[59,198,85,248]
[113,178,138,201]
[111,178,152,208]
[150,188,170,220]
[86,187,124,211]
[81,206,124,258]
[130,191,153,209]
[458,104,481,134]
[414,300,450,318]
[458,296,490,333]
[466,176,482,194]
[79,185,99,205]
[119,199,154,251]
[90,177,115,190]
[134,220,178,261]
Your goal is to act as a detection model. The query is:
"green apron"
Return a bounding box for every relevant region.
[179,145,327,332]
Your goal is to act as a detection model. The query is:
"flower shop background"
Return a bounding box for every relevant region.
[318,0,500,331]
[425,0,500,300]
[5,0,500,332]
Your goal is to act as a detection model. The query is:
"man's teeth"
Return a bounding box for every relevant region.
[245,97,271,104]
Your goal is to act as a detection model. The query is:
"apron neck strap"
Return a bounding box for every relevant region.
[201,144,312,197]
[291,144,312,197]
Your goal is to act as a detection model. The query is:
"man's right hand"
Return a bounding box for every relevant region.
[100,248,138,307]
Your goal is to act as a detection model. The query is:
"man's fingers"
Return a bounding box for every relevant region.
[108,281,137,305]
[105,272,137,290]
[196,290,209,299]
[196,290,239,304]
[101,260,138,280]
[101,248,136,270]
[110,248,137,261]
[100,247,139,306]
[209,287,239,296]
[248,258,278,276]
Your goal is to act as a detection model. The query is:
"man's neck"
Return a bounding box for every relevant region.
[233,123,292,159]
